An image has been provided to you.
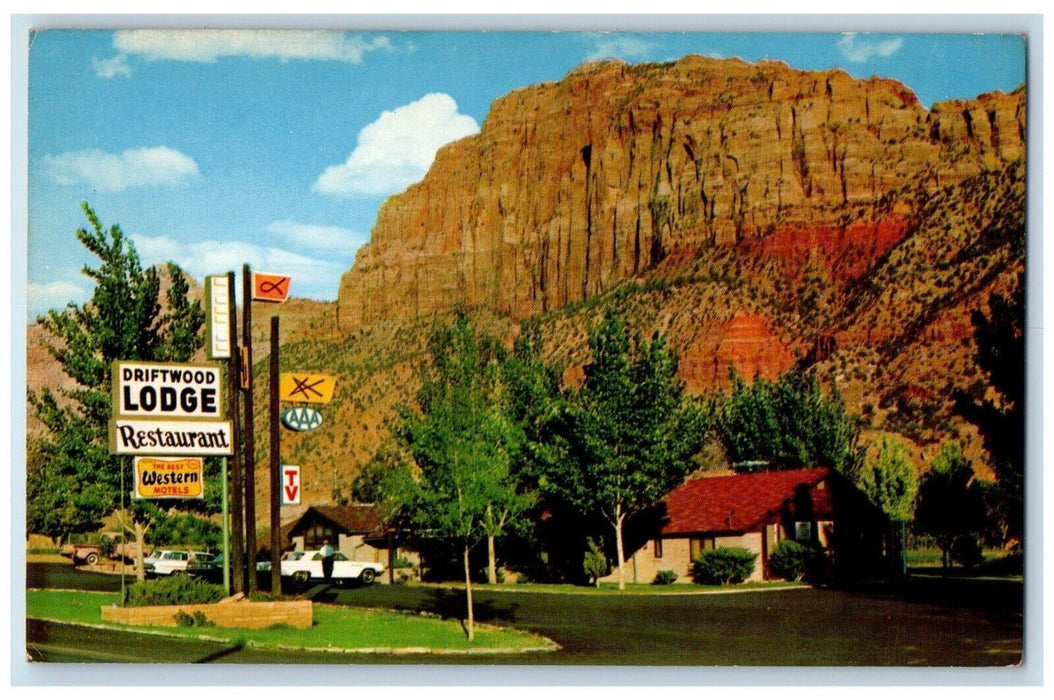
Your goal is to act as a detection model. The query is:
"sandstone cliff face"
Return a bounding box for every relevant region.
[337,56,1024,330]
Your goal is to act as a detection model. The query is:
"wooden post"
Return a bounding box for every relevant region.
[242,264,259,592]
[269,315,282,596]
[227,270,246,594]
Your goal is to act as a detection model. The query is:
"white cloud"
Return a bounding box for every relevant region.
[41,146,200,192]
[585,35,656,62]
[113,30,392,64]
[837,34,904,63]
[93,53,131,78]
[265,220,367,251]
[131,235,353,302]
[313,93,479,198]
[28,279,91,317]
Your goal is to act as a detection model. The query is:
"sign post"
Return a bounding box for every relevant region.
[269,315,282,595]
[242,264,259,592]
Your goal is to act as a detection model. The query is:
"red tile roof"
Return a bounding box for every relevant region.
[660,467,831,535]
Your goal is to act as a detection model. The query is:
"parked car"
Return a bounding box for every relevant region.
[185,552,272,584]
[280,549,384,585]
[144,550,212,577]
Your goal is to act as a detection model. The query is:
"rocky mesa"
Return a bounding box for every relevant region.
[336,55,1024,332]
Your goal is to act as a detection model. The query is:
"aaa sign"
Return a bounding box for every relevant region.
[135,457,204,499]
[279,373,336,404]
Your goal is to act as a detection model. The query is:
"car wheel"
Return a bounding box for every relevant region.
[360,569,376,585]
[85,553,99,566]
[171,569,185,576]
[293,570,310,584]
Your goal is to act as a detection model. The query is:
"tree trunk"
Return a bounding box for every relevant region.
[463,543,475,642]
[487,535,497,585]
[614,506,626,591]
[133,522,148,582]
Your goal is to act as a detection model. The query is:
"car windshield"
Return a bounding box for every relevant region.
[286,551,305,561]
[161,551,183,560]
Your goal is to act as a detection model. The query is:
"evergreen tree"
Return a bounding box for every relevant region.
[28,203,205,543]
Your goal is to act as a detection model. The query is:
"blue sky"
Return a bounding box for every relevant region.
[26,29,1027,318]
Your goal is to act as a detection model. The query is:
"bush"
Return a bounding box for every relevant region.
[691,547,757,585]
[652,570,679,585]
[582,538,609,587]
[951,534,984,568]
[98,536,117,559]
[768,540,829,582]
[768,541,811,581]
[125,575,226,607]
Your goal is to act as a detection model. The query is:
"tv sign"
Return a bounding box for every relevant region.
[282,465,301,505]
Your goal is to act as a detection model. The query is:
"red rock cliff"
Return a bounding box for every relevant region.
[337,55,1024,331]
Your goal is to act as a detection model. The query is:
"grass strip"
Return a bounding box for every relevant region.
[26,589,557,654]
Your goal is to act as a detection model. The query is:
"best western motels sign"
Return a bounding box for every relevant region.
[110,360,232,456]
[134,457,204,499]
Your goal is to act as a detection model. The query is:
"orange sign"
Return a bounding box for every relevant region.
[279,372,336,404]
[252,271,291,302]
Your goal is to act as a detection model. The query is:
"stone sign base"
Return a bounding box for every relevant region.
[100,598,313,629]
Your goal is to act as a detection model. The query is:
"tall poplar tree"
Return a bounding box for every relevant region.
[397,315,530,639]
[557,309,705,590]
[28,203,205,543]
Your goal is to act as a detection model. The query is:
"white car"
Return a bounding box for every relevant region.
[280,549,384,585]
[146,550,213,577]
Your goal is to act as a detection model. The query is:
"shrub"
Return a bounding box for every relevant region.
[768,541,811,581]
[98,536,117,559]
[174,610,195,627]
[768,540,830,582]
[582,538,609,587]
[652,570,679,585]
[691,547,757,585]
[125,575,225,607]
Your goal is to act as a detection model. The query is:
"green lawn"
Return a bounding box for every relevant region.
[26,589,557,654]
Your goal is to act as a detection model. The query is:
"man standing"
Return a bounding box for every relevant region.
[320,540,335,583]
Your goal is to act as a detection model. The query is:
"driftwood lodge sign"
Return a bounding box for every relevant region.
[109,361,232,456]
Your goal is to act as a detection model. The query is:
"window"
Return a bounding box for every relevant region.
[653,538,663,559]
[795,521,812,542]
[689,537,715,561]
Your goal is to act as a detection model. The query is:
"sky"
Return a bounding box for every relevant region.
[25,28,1027,318]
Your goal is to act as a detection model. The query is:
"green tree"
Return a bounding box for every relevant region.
[914,442,988,570]
[956,273,1024,547]
[27,203,205,543]
[397,315,531,639]
[857,436,918,524]
[555,309,706,590]
[718,368,862,473]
